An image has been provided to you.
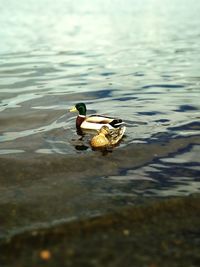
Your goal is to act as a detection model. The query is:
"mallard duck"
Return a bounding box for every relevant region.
[90,125,126,148]
[70,103,124,131]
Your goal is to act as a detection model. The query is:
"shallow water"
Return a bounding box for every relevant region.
[0,0,200,239]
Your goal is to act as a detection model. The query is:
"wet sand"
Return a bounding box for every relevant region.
[1,195,200,267]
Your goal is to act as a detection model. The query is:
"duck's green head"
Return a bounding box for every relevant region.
[70,103,87,116]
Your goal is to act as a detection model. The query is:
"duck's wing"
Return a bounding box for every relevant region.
[85,115,114,124]
[86,115,124,128]
[107,126,126,145]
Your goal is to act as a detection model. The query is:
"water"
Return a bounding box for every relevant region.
[0,0,200,239]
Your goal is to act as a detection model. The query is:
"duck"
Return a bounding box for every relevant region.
[70,103,124,132]
[90,125,126,148]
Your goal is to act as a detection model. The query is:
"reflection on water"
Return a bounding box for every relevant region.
[0,0,200,239]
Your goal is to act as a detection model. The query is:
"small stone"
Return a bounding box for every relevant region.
[40,249,51,260]
[123,229,130,236]
[67,249,75,256]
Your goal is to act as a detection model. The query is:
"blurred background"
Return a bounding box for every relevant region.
[0,0,200,264]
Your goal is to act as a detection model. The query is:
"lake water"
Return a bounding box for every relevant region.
[0,0,200,239]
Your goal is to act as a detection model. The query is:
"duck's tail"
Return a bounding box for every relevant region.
[109,126,126,145]
[109,119,124,128]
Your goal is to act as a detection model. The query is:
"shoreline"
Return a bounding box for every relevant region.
[1,194,200,267]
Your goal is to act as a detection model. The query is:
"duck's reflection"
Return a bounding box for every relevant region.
[75,144,89,151]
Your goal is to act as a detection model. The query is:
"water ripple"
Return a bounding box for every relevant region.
[1,0,200,239]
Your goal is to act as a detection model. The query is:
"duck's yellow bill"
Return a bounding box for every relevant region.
[69,106,77,112]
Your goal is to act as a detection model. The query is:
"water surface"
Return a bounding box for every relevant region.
[0,0,200,239]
